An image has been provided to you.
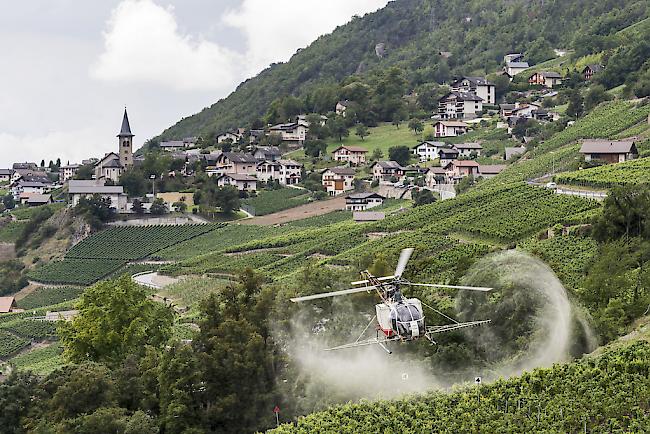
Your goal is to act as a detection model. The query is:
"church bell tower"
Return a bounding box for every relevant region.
[118,108,134,168]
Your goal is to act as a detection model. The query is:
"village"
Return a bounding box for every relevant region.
[0,53,635,224]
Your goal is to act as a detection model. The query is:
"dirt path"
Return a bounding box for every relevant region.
[239,195,347,226]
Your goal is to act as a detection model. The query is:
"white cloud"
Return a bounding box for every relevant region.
[91,0,243,91]
[91,0,388,91]
[224,0,388,75]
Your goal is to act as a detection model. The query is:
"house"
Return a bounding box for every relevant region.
[528,71,563,88]
[424,167,448,187]
[332,145,369,166]
[256,159,302,185]
[159,140,187,151]
[510,103,542,119]
[412,141,448,162]
[183,137,198,147]
[444,160,480,181]
[579,140,638,163]
[321,167,355,196]
[369,161,405,181]
[94,153,124,183]
[582,64,603,80]
[60,164,79,182]
[438,148,460,166]
[11,169,50,184]
[0,296,21,313]
[336,100,350,116]
[297,114,327,126]
[505,146,526,160]
[217,131,242,144]
[215,152,259,176]
[68,179,127,211]
[20,193,53,206]
[252,146,282,161]
[11,180,51,200]
[215,173,258,192]
[503,53,524,63]
[504,61,529,77]
[478,164,507,179]
[249,129,265,145]
[438,91,483,119]
[433,121,469,138]
[268,122,308,145]
[0,169,14,183]
[451,77,496,104]
[12,162,38,171]
[499,104,517,119]
[452,142,483,157]
[345,192,385,211]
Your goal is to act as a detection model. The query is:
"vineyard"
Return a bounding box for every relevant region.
[0,319,57,340]
[65,224,220,260]
[0,329,29,358]
[242,188,312,216]
[10,343,66,375]
[17,287,85,309]
[29,258,125,285]
[164,183,598,281]
[29,224,221,285]
[555,157,650,188]
[272,342,650,433]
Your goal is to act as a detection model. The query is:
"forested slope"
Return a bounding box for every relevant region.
[158,0,649,140]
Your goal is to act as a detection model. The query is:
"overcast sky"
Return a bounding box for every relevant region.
[0,0,388,168]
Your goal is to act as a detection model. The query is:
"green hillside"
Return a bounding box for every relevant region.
[157,0,649,140]
[271,340,650,433]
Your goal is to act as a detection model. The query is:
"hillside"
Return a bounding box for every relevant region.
[157,0,649,140]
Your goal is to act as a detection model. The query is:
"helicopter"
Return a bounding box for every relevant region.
[291,248,492,354]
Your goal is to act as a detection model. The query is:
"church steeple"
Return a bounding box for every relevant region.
[118,108,134,137]
[118,108,134,168]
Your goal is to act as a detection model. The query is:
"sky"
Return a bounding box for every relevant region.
[0,0,389,168]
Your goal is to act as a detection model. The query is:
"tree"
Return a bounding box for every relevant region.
[0,372,39,433]
[74,164,94,180]
[172,201,187,212]
[566,89,584,118]
[40,159,45,168]
[422,125,435,141]
[3,194,15,210]
[584,84,611,111]
[391,111,404,129]
[120,169,147,197]
[370,148,383,161]
[215,186,240,214]
[149,198,168,215]
[59,275,174,367]
[74,194,114,229]
[408,118,424,135]
[592,185,650,242]
[328,116,349,141]
[304,138,327,157]
[131,198,144,215]
[388,145,411,166]
[355,124,369,140]
[412,189,436,206]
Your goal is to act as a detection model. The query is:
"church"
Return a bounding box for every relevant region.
[94,109,134,183]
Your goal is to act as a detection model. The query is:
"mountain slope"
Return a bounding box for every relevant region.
[158,0,649,140]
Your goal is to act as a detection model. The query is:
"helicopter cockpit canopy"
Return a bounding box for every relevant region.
[390,300,424,338]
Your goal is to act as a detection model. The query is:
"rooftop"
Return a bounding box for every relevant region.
[347,192,385,200]
[435,120,469,127]
[68,180,124,194]
[479,164,507,174]
[453,142,483,150]
[0,296,16,313]
[324,167,356,176]
[333,145,369,153]
[579,140,636,154]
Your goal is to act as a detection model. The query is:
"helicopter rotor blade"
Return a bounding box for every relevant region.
[394,248,414,278]
[290,286,376,302]
[350,275,395,286]
[406,282,493,292]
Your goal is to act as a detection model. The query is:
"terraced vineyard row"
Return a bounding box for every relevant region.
[272,342,650,433]
[0,329,29,358]
[66,224,220,260]
[555,157,650,187]
[0,319,57,340]
[17,287,85,309]
[29,258,125,285]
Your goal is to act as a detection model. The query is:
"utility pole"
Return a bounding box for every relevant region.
[150,174,156,198]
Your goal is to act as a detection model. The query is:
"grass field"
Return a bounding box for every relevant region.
[0,220,27,242]
[242,188,311,216]
[10,203,64,221]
